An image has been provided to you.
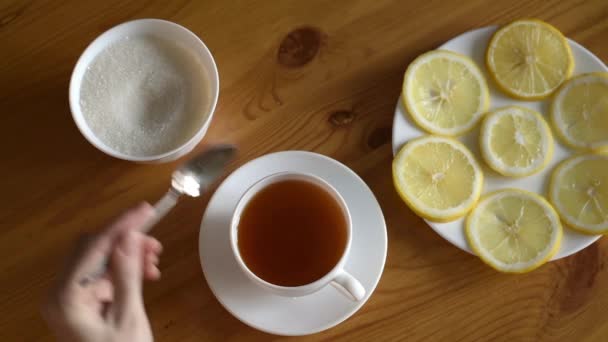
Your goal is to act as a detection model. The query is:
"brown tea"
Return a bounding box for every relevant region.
[237,178,348,287]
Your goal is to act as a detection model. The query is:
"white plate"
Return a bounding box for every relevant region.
[199,151,387,336]
[392,26,606,260]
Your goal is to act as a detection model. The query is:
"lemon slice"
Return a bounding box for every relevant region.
[480,106,553,177]
[551,73,608,151]
[549,154,608,234]
[486,19,573,100]
[402,50,489,136]
[393,136,483,222]
[466,189,562,273]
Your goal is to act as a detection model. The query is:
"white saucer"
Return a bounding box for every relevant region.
[392,26,606,260]
[199,151,387,336]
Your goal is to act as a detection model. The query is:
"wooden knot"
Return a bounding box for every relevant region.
[329,110,355,127]
[0,6,26,28]
[277,27,322,68]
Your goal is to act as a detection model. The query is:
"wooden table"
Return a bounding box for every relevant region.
[2,0,608,340]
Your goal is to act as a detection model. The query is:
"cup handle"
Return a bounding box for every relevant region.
[330,269,366,301]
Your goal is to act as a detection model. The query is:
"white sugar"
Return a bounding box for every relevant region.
[80,35,210,156]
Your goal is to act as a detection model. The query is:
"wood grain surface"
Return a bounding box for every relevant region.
[2,0,608,341]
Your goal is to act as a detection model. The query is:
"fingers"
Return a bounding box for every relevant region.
[92,277,114,302]
[143,236,162,281]
[143,236,162,255]
[105,202,155,236]
[110,230,144,321]
[66,203,155,285]
[90,238,162,303]
[59,237,161,309]
[144,253,161,281]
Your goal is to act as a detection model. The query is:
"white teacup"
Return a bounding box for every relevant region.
[230,172,366,301]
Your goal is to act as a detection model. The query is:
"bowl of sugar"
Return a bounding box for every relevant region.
[69,19,219,162]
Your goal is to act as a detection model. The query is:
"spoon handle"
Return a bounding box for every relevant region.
[140,188,181,233]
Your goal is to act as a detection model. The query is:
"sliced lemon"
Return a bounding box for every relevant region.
[486,19,573,100]
[393,136,483,222]
[480,106,553,177]
[551,73,608,151]
[549,154,608,234]
[466,189,562,273]
[402,50,489,136]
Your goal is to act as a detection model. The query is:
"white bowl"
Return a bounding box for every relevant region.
[69,19,219,163]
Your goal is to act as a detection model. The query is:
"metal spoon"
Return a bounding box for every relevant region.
[139,144,237,233]
[80,144,237,284]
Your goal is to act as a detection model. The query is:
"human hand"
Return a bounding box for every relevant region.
[43,203,162,342]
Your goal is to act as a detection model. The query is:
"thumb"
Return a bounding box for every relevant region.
[110,230,144,321]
